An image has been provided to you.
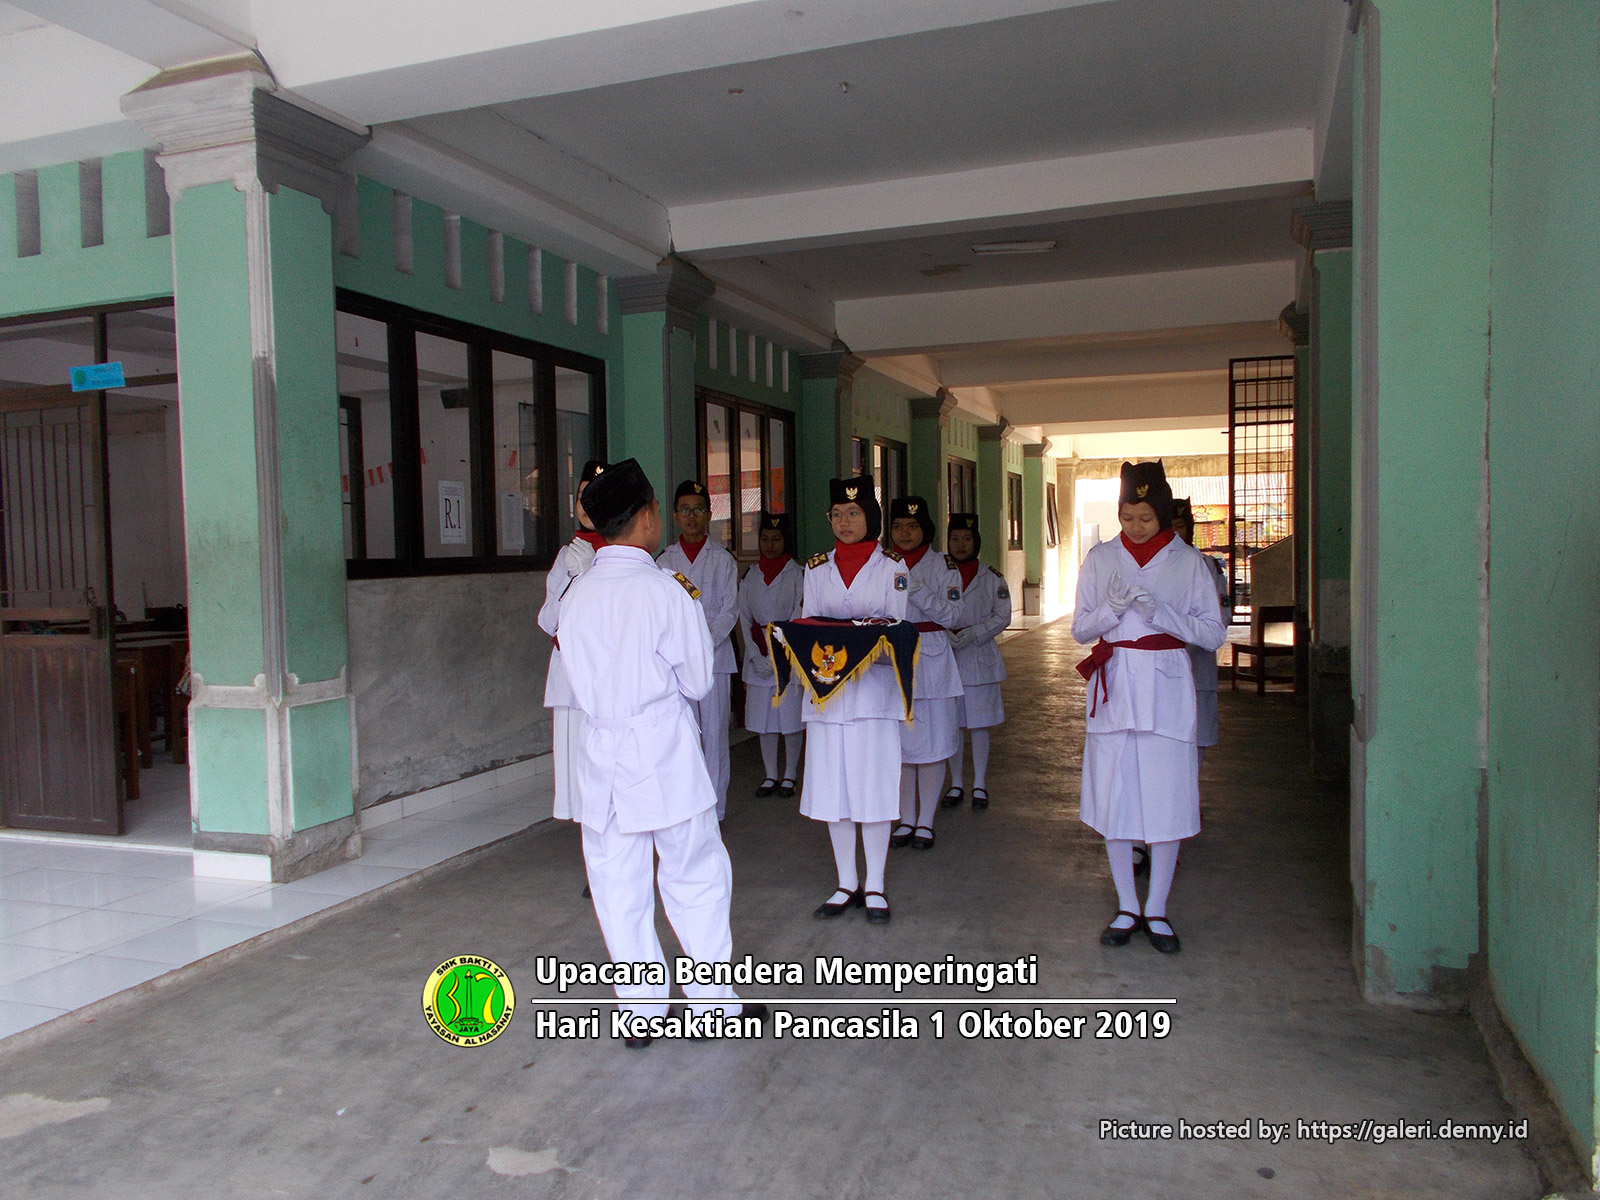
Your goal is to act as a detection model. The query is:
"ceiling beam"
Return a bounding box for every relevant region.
[671,129,1314,257]
[8,0,253,69]
[935,323,1290,387]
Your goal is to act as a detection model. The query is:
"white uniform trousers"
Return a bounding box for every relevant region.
[581,802,739,1019]
[550,706,583,821]
[694,675,733,818]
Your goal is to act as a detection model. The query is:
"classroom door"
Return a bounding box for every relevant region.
[0,388,121,834]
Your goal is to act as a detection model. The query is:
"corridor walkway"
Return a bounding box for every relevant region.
[0,623,1547,1199]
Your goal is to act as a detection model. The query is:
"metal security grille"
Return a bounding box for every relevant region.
[1228,356,1295,620]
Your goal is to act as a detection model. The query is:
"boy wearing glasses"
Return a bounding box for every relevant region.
[657,480,739,818]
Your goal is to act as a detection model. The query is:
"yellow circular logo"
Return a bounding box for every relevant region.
[422,956,516,1046]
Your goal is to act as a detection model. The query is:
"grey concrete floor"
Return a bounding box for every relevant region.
[0,622,1546,1199]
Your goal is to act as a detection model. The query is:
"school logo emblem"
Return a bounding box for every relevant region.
[947,587,961,602]
[812,642,848,684]
[422,956,516,1046]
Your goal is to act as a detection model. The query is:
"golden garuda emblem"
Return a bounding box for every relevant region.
[1136,484,1149,498]
[844,485,859,500]
[812,642,848,684]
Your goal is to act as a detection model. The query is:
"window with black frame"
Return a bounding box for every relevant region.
[1007,472,1024,549]
[336,293,605,575]
[947,457,976,522]
[698,390,795,558]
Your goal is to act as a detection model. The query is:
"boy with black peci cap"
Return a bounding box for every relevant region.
[657,480,739,819]
[558,459,762,1043]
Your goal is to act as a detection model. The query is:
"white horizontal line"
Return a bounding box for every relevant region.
[512,998,1177,1006]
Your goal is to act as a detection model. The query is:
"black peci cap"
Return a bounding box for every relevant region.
[827,475,881,540]
[888,495,936,548]
[1119,460,1175,529]
[947,512,981,556]
[584,458,655,538]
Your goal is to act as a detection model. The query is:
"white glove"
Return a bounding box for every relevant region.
[947,628,971,650]
[1128,589,1157,620]
[1106,573,1133,615]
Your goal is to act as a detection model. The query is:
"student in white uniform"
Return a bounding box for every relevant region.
[1072,461,1225,954]
[799,476,909,923]
[737,511,804,797]
[537,459,607,825]
[558,459,763,1045]
[656,480,739,819]
[1171,497,1232,767]
[886,496,963,850]
[942,512,1010,809]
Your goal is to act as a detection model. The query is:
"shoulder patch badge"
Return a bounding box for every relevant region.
[998,586,1010,601]
[807,551,829,569]
[884,548,904,562]
[894,573,908,591]
[672,571,702,600]
[944,554,959,569]
[989,566,1004,577]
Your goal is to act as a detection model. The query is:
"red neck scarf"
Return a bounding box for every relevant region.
[1120,528,1175,568]
[757,553,792,585]
[956,558,982,589]
[833,539,876,587]
[900,543,930,569]
[576,529,606,551]
[678,535,705,564]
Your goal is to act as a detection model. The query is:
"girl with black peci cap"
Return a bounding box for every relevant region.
[1071,461,1225,953]
[942,512,1010,809]
[736,512,805,797]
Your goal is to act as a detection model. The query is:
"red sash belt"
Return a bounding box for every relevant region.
[913,622,946,633]
[1075,635,1185,716]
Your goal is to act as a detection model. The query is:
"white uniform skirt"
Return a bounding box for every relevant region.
[956,683,1004,730]
[745,681,804,735]
[1196,689,1218,748]
[799,720,901,823]
[1080,730,1200,842]
[550,706,584,821]
[901,696,960,763]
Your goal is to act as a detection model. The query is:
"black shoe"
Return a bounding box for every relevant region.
[755,778,778,797]
[940,786,964,808]
[813,887,863,918]
[1099,911,1142,947]
[911,826,935,849]
[890,823,916,848]
[970,788,989,809]
[863,891,891,923]
[689,1003,769,1040]
[777,779,796,797]
[1144,916,1181,953]
[581,884,591,898]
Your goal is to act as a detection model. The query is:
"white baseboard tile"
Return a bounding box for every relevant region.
[358,754,553,831]
[193,849,274,882]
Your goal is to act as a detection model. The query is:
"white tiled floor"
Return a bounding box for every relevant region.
[0,762,554,1041]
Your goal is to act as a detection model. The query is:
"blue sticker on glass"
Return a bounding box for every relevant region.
[70,361,125,391]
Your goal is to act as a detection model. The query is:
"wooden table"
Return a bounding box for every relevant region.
[113,633,189,768]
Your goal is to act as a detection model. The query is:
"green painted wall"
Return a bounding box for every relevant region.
[0,151,171,317]
[907,404,945,540]
[976,433,1004,571]
[1313,251,1354,590]
[1353,1,1492,1000]
[619,311,668,492]
[1023,453,1045,583]
[944,414,979,465]
[851,368,914,446]
[694,315,800,412]
[797,370,844,554]
[1484,0,1600,1166]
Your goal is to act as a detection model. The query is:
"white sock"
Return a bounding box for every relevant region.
[971,729,991,791]
[915,761,944,827]
[949,735,967,791]
[861,821,891,903]
[1106,839,1140,927]
[898,767,918,827]
[782,733,803,781]
[759,733,779,780]
[1144,841,1181,933]
[827,821,859,892]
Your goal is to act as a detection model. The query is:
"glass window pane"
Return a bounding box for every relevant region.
[416,331,473,558]
[767,418,787,514]
[705,402,731,548]
[494,351,540,558]
[554,366,594,545]
[738,409,761,555]
[336,311,394,558]
[0,315,95,386]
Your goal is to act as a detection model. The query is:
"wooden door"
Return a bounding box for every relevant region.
[0,387,121,834]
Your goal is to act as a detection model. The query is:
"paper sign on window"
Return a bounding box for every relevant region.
[500,491,525,552]
[439,480,467,545]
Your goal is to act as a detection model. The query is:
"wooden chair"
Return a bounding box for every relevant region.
[112,653,142,800]
[1229,604,1295,693]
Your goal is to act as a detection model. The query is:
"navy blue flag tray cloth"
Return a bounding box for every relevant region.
[768,618,919,721]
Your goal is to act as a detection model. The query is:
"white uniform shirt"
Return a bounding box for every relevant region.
[1071,536,1226,742]
[902,549,965,700]
[559,545,718,834]
[797,546,910,724]
[537,534,598,708]
[737,558,803,685]
[657,538,739,675]
[951,564,1011,686]
[1188,553,1231,693]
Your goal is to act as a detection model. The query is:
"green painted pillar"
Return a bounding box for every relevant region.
[1022,442,1047,607]
[124,63,368,881]
[1294,200,1355,779]
[615,258,712,523]
[975,421,1009,571]
[1349,2,1493,1003]
[797,347,862,556]
[907,392,954,538]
